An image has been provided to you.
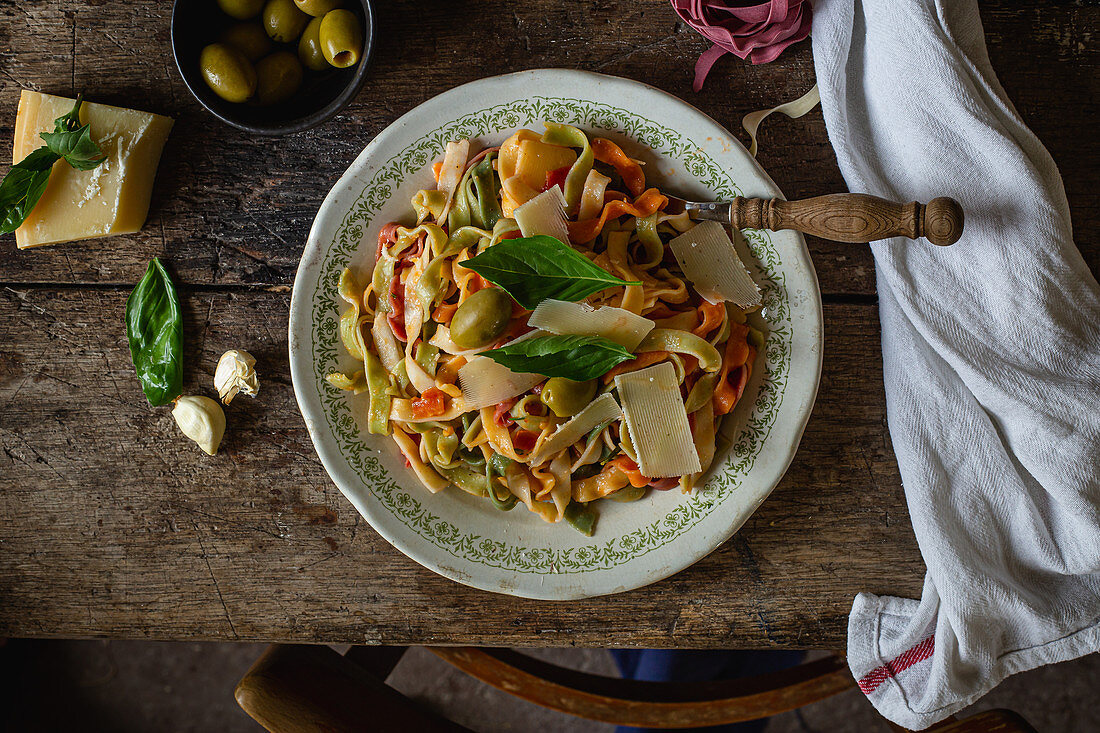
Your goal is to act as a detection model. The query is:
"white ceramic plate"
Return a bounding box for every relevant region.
[289,69,822,600]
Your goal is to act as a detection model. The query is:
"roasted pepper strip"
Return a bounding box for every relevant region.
[410,387,447,420]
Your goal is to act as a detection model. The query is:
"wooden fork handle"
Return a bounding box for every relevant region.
[731,193,964,246]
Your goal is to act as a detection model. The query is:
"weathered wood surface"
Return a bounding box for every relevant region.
[0,290,914,646]
[0,0,1095,647]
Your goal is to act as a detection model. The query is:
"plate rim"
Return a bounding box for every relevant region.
[289,68,823,600]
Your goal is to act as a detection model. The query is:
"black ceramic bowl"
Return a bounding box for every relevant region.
[171,0,373,135]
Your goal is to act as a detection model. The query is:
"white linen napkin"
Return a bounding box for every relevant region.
[809,0,1100,728]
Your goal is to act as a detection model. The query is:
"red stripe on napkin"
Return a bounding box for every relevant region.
[857,635,935,694]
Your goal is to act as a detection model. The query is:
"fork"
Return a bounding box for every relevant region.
[663,192,964,246]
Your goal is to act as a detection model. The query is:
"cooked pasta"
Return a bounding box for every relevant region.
[327,122,762,535]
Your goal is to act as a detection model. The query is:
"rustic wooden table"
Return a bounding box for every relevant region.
[0,1,1095,649]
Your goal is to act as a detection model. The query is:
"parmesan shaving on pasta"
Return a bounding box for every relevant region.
[529,299,655,350]
[614,362,701,478]
[669,221,761,309]
[458,356,544,411]
[528,393,622,467]
[514,186,570,243]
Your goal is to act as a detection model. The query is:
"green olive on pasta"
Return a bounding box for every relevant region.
[220,22,273,62]
[450,288,512,349]
[297,17,329,71]
[262,0,310,43]
[319,9,363,68]
[540,378,597,418]
[218,0,264,20]
[293,0,341,16]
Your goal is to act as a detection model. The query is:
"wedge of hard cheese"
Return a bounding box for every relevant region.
[13,91,174,249]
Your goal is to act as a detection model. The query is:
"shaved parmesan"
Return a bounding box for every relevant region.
[614,362,700,478]
[669,221,761,309]
[529,299,655,350]
[528,393,622,467]
[458,355,544,410]
[436,139,470,222]
[514,186,570,243]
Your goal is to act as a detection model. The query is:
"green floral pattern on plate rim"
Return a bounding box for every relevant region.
[309,97,791,575]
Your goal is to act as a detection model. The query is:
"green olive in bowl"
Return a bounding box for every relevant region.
[262,0,310,43]
[199,43,257,103]
[540,378,598,418]
[220,22,273,61]
[319,9,363,68]
[450,288,512,349]
[294,0,341,16]
[254,51,304,105]
[297,17,329,71]
[217,0,265,20]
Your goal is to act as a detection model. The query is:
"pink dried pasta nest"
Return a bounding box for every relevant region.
[672,0,813,90]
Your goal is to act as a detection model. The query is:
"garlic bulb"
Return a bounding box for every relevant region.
[172,396,226,456]
[214,349,259,405]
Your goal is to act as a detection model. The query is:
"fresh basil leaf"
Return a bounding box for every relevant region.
[0,148,61,233]
[41,125,106,171]
[461,235,640,310]
[53,94,85,133]
[40,94,105,171]
[126,258,184,407]
[479,334,634,381]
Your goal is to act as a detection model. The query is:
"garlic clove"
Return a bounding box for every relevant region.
[172,395,226,456]
[214,349,259,405]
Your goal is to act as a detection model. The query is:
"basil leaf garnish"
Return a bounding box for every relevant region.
[461,235,640,310]
[41,125,106,171]
[0,148,60,234]
[126,258,184,406]
[479,334,634,381]
[0,94,106,232]
[40,95,106,171]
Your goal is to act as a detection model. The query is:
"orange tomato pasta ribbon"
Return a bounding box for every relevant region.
[608,456,650,488]
[567,188,667,244]
[602,350,669,384]
[431,302,458,325]
[693,302,725,339]
[714,323,754,416]
[592,138,646,197]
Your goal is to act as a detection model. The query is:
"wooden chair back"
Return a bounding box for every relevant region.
[235,644,1035,732]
